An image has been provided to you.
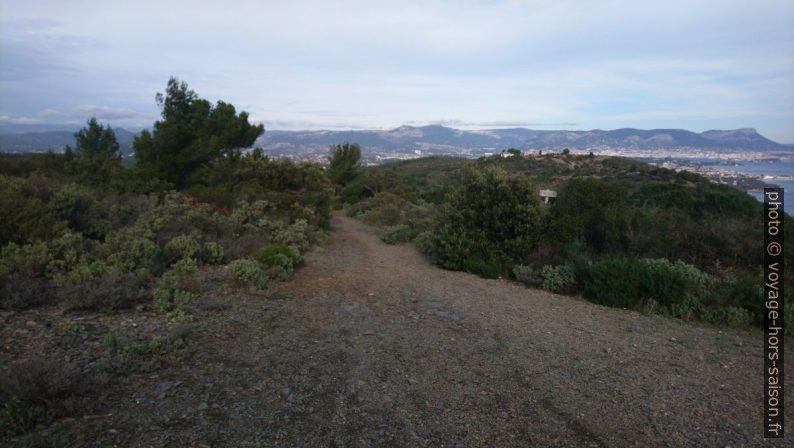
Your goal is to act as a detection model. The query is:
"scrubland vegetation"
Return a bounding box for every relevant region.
[340,152,793,334]
[0,78,330,437]
[0,77,789,440]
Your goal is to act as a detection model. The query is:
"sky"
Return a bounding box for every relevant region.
[0,0,793,142]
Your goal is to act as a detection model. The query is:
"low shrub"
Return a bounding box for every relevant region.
[254,244,299,267]
[701,305,753,328]
[274,219,311,252]
[0,359,95,437]
[0,272,54,310]
[513,264,541,287]
[540,264,576,293]
[381,224,413,245]
[164,234,201,261]
[228,259,269,290]
[100,227,159,277]
[59,270,145,312]
[203,241,225,264]
[152,258,201,314]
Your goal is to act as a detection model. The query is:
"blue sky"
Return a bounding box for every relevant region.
[1,0,793,142]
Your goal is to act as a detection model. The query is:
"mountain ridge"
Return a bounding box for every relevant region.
[256,125,790,157]
[0,124,788,155]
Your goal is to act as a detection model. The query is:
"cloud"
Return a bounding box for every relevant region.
[0,0,792,140]
[0,106,156,128]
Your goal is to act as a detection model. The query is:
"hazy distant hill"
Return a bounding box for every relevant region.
[0,127,138,155]
[1,124,787,157]
[255,125,788,158]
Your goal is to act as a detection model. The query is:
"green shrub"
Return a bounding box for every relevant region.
[584,257,714,309]
[0,241,52,278]
[228,259,269,290]
[48,183,110,239]
[274,219,311,251]
[704,270,763,320]
[254,244,302,281]
[229,199,272,233]
[540,264,576,293]
[100,227,159,276]
[428,167,543,272]
[203,241,225,264]
[701,306,753,328]
[548,177,630,253]
[414,230,435,257]
[165,234,201,261]
[255,245,294,267]
[153,258,201,313]
[0,174,64,246]
[381,224,413,245]
[53,260,109,286]
[45,231,93,278]
[462,252,503,279]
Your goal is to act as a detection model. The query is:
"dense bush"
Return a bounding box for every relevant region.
[583,258,715,310]
[0,175,63,246]
[547,177,630,253]
[427,167,543,277]
[461,252,503,279]
[381,225,414,245]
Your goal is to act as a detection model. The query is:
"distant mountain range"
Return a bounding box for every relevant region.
[255,125,789,158]
[0,126,137,155]
[0,124,789,158]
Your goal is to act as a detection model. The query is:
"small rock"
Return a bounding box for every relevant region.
[281,387,292,397]
[26,320,36,327]
[197,402,209,411]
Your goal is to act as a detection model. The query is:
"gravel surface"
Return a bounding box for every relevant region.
[5,214,792,447]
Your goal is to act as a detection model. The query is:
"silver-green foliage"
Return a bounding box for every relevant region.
[228,259,269,290]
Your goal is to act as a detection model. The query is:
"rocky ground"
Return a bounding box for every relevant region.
[3,214,791,447]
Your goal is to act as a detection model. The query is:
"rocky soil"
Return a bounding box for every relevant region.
[3,214,791,447]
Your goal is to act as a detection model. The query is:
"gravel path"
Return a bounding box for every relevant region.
[18,214,790,447]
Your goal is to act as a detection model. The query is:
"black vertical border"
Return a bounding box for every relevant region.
[764,187,784,438]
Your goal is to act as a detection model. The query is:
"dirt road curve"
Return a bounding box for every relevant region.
[63,215,793,447]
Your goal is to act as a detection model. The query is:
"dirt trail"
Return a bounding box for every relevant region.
[35,214,790,447]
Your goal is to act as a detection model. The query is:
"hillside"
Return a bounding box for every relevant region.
[254,125,788,158]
